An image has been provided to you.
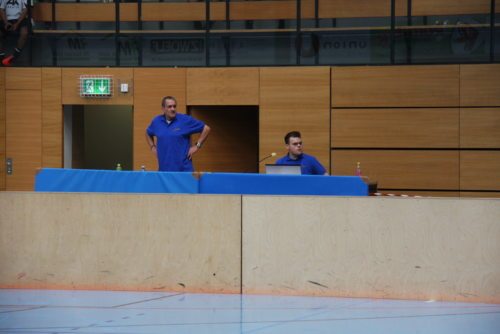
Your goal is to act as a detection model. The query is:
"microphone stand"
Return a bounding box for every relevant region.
[258,152,277,164]
[241,153,277,174]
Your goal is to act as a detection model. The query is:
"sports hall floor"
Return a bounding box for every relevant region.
[1,289,499,333]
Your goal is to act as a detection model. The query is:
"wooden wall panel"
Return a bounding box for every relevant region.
[58,3,137,22]
[56,4,116,22]
[133,68,186,171]
[228,0,314,20]
[42,68,62,168]
[460,151,500,191]
[5,68,42,90]
[331,65,460,108]
[34,3,138,22]
[142,2,225,22]
[412,0,494,16]
[0,69,4,191]
[331,108,459,148]
[0,192,241,293]
[319,0,407,18]
[187,68,259,106]
[61,68,133,106]
[42,1,313,23]
[260,67,330,173]
[243,196,500,303]
[332,150,459,190]
[460,108,500,148]
[6,90,42,191]
[460,64,500,107]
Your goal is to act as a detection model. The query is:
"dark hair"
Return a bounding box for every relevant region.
[161,96,177,107]
[284,131,301,144]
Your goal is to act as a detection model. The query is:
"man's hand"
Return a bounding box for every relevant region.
[187,145,199,160]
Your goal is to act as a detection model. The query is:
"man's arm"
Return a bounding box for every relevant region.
[196,124,210,147]
[12,7,28,30]
[188,124,210,159]
[320,162,328,175]
[145,131,157,154]
[313,156,328,175]
[0,8,9,28]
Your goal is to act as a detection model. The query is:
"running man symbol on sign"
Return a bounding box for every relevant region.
[85,79,94,94]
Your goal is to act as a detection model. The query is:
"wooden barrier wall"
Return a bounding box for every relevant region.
[242,195,500,303]
[1,192,499,303]
[0,192,242,293]
[331,64,500,197]
[0,64,499,195]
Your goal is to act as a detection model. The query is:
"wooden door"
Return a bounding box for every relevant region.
[6,90,42,190]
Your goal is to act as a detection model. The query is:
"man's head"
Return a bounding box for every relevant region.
[162,96,177,120]
[284,131,303,158]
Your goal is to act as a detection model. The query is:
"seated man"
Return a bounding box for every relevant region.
[275,131,327,175]
[0,0,28,66]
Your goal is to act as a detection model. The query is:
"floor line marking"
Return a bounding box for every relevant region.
[111,292,185,308]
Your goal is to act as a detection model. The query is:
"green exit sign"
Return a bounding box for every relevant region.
[80,76,113,98]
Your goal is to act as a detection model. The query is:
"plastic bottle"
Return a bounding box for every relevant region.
[141,165,146,172]
[355,162,362,176]
[116,163,122,171]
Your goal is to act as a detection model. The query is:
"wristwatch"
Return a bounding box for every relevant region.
[196,142,202,149]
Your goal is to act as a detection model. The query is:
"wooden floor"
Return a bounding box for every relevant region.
[1,289,499,333]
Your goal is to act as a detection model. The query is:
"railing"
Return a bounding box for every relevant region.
[17,0,500,66]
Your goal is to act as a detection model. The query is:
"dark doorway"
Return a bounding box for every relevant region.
[189,106,259,173]
[63,105,133,170]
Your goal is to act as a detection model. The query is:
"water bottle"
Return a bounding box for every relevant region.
[141,165,146,172]
[355,162,362,176]
[116,163,122,171]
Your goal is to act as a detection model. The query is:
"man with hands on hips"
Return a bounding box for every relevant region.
[146,96,210,172]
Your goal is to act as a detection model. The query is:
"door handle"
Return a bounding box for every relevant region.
[6,158,12,175]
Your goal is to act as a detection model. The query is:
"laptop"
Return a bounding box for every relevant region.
[265,164,302,175]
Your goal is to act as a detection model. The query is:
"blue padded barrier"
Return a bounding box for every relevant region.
[198,172,368,196]
[35,169,368,196]
[35,168,199,194]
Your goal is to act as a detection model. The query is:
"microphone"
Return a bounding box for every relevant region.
[259,152,276,163]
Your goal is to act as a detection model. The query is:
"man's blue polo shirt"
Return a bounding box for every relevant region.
[275,153,326,175]
[147,113,205,171]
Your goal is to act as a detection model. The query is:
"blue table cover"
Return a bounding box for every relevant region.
[35,169,368,196]
[198,172,368,196]
[35,168,199,194]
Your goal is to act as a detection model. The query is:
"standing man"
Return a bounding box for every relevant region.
[146,96,210,171]
[0,0,28,66]
[275,131,327,175]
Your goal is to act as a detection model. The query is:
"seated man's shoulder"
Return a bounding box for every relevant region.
[303,153,319,161]
[275,155,288,164]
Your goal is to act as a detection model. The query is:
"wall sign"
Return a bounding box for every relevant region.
[80,75,113,98]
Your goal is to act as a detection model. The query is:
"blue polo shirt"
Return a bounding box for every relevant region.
[147,113,205,171]
[275,153,326,175]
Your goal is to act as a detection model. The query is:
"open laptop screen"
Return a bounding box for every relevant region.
[265,164,302,175]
